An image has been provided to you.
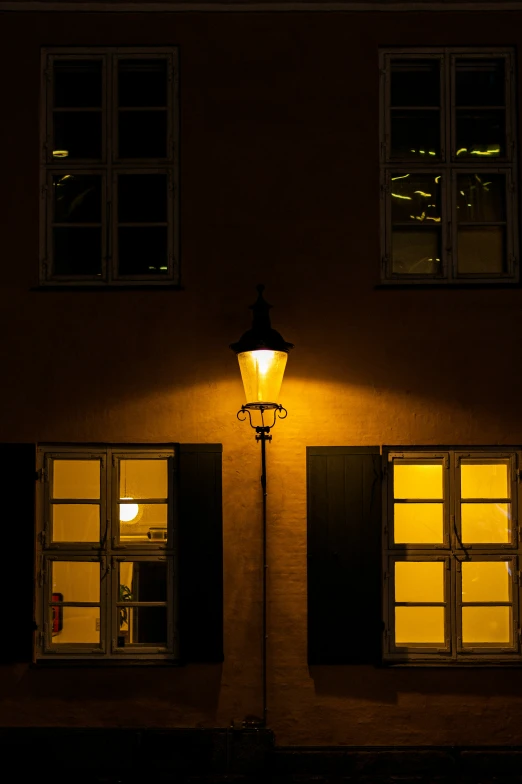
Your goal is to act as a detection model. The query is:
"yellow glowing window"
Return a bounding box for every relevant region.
[460,462,509,499]
[394,463,443,499]
[394,503,444,544]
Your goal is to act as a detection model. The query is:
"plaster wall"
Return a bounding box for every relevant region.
[1,9,522,746]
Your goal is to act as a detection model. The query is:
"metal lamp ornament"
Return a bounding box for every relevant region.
[230,284,293,728]
[230,284,294,435]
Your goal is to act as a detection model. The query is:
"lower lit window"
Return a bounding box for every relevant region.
[35,445,176,661]
[383,449,520,663]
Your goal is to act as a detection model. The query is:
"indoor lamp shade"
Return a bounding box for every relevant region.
[230,285,294,409]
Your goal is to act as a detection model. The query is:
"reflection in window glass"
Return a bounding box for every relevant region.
[53,175,102,224]
[390,110,440,159]
[391,174,441,225]
[457,174,505,223]
[461,463,508,498]
[392,230,441,275]
[54,60,102,108]
[455,109,505,158]
[461,503,511,544]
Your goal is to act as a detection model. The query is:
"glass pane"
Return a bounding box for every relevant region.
[391,59,440,107]
[461,503,511,544]
[461,463,508,498]
[462,561,511,603]
[455,59,505,107]
[52,561,100,603]
[455,110,505,158]
[119,503,168,543]
[119,561,167,602]
[54,60,102,108]
[120,459,168,499]
[457,174,505,223]
[394,503,443,544]
[118,606,167,646]
[392,229,440,275]
[51,606,100,645]
[394,464,443,499]
[53,227,102,276]
[462,606,512,645]
[395,606,445,644]
[118,59,168,107]
[53,111,102,159]
[457,227,505,274]
[53,175,102,223]
[390,110,440,158]
[52,504,100,543]
[118,174,167,223]
[118,111,167,158]
[53,460,100,499]
[391,174,441,224]
[118,227,168,275]
[395,561,444,603]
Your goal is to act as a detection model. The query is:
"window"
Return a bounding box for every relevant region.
[380,48,518,284]
[39,48,179,286]
[35,446,177,660]
[384,449,521,663]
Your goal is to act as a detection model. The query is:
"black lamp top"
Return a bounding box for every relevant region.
[230,284,294,355]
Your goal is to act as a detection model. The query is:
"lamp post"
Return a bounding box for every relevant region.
[230,284,294,727]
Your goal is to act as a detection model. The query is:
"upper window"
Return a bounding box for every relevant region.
[380,48,518,284]
[383,449,521,663]
[39,48,179,286]
[35,446,177,661]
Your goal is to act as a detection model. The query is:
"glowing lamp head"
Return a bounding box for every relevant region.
[119,498,139,523]
[230,285,293,409]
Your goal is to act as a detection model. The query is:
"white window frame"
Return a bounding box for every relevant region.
[39,47,179,287]
[383,448,521,664]
[379,47,518,284]
[35,445,178,662]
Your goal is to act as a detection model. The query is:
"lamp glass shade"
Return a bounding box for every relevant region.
[237,349,288,407]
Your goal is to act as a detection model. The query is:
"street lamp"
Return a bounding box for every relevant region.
[230,284,294,727]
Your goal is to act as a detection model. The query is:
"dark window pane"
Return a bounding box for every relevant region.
[390,110,440,159]
[118,175,167,223]
[118,59,168,107]
[391,59,440,107]
[391,173,441,225]
[118,111,167,158]
[455,110,505,158]
[392,229,441,275]
[118,606,167,646]
[456,59,505,107]
[53,228,102,275]
[53,111,102,159]
[457,174,505,223]
[118,227,168,275]
[54,60,102,108]
[53,175,102,223]
[457,227,505,274]
[125,562,168,602]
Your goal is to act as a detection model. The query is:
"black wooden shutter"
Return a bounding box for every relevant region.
[0,444,36,663]
[307,447,381,665]
[178,444,223,662]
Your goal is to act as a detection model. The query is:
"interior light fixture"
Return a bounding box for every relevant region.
[52,150,69,158]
